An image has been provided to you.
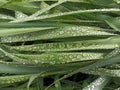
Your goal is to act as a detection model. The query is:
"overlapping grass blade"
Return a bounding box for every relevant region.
[0,27,55,37]
[0,74,30,85]
[11,8,120,22]
[14,52,104,64]
[0,25,116,43]
[8,37,120,52]
[83,76,110,90]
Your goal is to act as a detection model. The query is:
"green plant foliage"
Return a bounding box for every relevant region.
[0,0,120,90]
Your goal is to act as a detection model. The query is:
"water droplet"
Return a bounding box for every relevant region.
[35,60,38,64]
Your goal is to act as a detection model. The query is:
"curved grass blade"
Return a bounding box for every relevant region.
[1,1,39,14]
[0,22,68,28]
[27,74,40,90]
[0,74,30,85]
[54,75,62,90]
[0,63,55,74]
[94,15,120,32]
[14,52,104,65]
[0,14,15,20]
[0,27,55,37]
[83,68,120,77]
[0,26,116,43]
[29,0,66,17]
[8,37,120,52]
[11,8,120,22]
[83,76,110,90]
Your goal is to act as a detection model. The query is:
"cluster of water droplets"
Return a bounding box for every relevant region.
[1,25,116,43]
[81,44,119,50]
[0,75,30,85]
[10,41,83,52]
[14,52,104,65]
[83,76,109,90]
